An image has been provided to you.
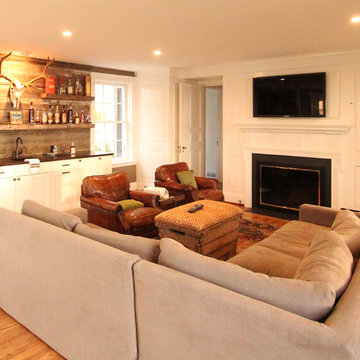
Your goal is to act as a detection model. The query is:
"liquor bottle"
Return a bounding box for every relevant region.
[67,103,73,123]
[85,111,91,123]
[34,107,40,124]
[54,105,60,124]
[29,102,34,124]
[41,105,48,124]
[70,142,76,155]
[59,78,66,95]
[61,105,67,124]
[75,78,83,96]
[47,105,53,124]
[79,110,85,123]
[67,77,74,95]
[74,112,80,124]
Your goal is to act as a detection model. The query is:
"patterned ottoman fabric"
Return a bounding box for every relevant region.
[155,200,243,260]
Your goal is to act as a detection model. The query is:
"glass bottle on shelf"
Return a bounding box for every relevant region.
[34,106,40,124]
[85,111,91,123]
[59,78,67,95]
[41,105,47,124]
[67,77,74,96]
[54,105,60,124]
[75,78,83,96]
[61,105,67,124]
[29,102,34,124]
[74,112,80,124]
[67,103,73,123]
[79,110,85,123]
[47,105,53,124]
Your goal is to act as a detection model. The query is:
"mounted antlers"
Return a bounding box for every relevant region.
[0,52,55,109]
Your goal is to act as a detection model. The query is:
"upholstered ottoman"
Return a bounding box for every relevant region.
[155,200,243,260]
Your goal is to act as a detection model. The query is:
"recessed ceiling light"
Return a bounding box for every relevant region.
[350,16,360,23]
[153,50,162,56]
[62,30,72,37]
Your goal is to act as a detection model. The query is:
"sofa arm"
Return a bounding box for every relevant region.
[195,176,218,189]
[133,260,348,360]
[299,204,338,228]
[129,190,160,208]
[80,196,122,213]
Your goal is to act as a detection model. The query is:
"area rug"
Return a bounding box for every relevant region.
[236,219,281,254]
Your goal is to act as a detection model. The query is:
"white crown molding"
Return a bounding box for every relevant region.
[236,122,352,135]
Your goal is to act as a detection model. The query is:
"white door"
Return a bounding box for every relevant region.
[15,173,52,212]
[0,177,16,211]
[179,82,205,176]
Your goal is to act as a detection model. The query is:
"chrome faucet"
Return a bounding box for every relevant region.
[15,136,23,159]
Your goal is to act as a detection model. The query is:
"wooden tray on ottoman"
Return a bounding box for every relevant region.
[155,200,243,260]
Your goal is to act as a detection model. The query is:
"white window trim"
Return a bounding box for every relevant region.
[90,72,137,165]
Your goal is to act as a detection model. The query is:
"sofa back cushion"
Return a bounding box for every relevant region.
[82,171,130,202]
[22,200,81,232]
[159,231,353,320]
[295,230,353,298]
[331,210,360,258]
[75,223,160,262]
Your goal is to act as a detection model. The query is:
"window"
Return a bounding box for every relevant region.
[93,80,131,161]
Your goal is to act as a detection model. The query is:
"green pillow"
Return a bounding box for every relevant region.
[117,199,144,211]
[177,170,198,189]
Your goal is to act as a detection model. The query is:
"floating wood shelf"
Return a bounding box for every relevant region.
[40,94,95,101]
[0,123,95,131]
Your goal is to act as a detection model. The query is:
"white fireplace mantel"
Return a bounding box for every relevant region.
[236,122,352,135]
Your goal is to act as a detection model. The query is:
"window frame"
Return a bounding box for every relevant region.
[90,73,135,164]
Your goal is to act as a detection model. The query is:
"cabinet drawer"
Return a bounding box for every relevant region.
[15,162,52,176]
[0,166,15,178]
[51,159,79,171]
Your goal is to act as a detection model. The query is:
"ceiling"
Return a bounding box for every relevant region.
[1,0,359,72]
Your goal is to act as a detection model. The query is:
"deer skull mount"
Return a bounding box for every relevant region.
[0,52,55,109]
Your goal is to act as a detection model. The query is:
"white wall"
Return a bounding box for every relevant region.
[176,51,360,209]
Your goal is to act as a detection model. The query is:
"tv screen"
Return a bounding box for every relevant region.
[253,72,326,117]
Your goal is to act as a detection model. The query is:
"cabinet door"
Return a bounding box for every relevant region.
[97,156,113,175]
[0,177,16,211]
[15,173,52,213]
[53,168,80,211]
[78,157,98,185]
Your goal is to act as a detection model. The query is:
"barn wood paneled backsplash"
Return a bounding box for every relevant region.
[0,55,92,158]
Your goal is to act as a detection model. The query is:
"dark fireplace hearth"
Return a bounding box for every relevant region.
[252,153,331,215]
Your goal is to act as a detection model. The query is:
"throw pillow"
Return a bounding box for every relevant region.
[177,170,198,189]
[74,223,160,262]
[117,199,144,211]
[331,210,360,258]
[21,199,82,232]
[159,231,352,321]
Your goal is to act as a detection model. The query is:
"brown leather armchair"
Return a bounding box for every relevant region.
[154,162,224,204]
[80,171,162,238]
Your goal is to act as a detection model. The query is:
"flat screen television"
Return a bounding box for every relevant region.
[253,72,326,117]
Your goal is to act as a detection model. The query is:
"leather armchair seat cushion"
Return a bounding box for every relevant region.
[124,207,162,231]
[197,189,224,201]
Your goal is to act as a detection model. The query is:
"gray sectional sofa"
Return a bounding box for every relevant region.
[1,201,360,359]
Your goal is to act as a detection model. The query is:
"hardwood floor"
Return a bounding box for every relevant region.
[0,211,288,360]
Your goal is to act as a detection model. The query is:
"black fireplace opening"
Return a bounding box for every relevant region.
[252,153,331,215]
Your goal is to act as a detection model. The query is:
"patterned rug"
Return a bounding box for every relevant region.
[236,219,281,254]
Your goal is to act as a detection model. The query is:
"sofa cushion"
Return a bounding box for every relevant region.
[22,200,81,232]
[74,223,160,262]
[117,199,144,211]
[228,220,328,278]
[158,237,345,320]
[177,169,198,189]
[295,230,353,298]
[331,210,360,258]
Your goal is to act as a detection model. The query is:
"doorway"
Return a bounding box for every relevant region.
[205,87,223,182]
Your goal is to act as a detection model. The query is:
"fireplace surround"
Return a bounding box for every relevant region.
[252,153,331,214]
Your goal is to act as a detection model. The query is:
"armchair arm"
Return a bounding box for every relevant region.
[195,176,218,190]
[155,180,198,203]
[80,196,130,233]
[80,196,122,213]
[129,190,160,208]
